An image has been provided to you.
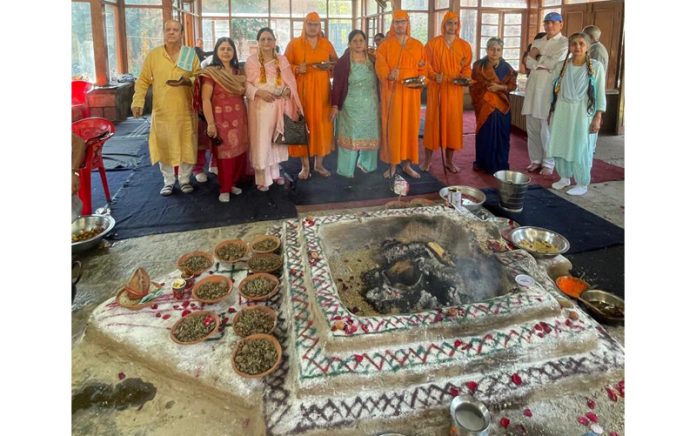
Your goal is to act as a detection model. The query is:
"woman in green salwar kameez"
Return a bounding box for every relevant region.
[330,30,380,178]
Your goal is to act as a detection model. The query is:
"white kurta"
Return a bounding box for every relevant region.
[521,33,568,119]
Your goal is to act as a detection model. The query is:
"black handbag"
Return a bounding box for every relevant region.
[277,113,308,145]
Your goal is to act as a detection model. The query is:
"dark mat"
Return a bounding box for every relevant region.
[107,163,298,240]
[112,117,150,137]
[102,138,149,170]
[482,185,624,254]
[281,153,444,205]
[90,169,135,211]
[565,245,624,298]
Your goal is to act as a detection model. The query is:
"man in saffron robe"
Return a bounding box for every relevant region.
[422,11,472,173]
[376,10,427,179]
[284,12,338,179]
[131,20,200,196]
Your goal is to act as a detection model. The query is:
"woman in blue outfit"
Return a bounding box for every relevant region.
[547,32,606,196]
[470,37,518,174]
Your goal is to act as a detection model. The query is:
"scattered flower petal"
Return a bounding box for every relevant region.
[228,307,236,313]
[354,354,364,364]
[454,339,463,348]
[162,314,171,320]
[586,411,598,423]
[587,398,596,409]
[118,372,126,380]
[150,304,158,310]
[523,408,532,417]
[465,381,478,393]
[511,373,523,385]
[155,312,162,318]
[577,416,590,426]
[182,300,190,308]
[181,310,191,317]
[449,387,460,397]
[606,387,618,402]
[499,417,510,429]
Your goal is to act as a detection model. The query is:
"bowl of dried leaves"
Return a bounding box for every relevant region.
[238,273,280,302]
[214,239,249,265]
[250,234,281,255]
[170,311,220,345]
[177,251,214,276]
[232,306,277,337]
[191,275,233,304]
[232,333,282,378]
[247,253,283,276]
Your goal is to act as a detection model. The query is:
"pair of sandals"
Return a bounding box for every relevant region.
[526,163,553,176]
[160,182,193,196]
[298,167,331,180]
[257,177,285,192]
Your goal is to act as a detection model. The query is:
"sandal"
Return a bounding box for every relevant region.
[539,167,554,176]
[526,163,541,173]
[180,183,194,194]
[257,185,269,192]
[160,184,174,196]
[314,167,331,177]
[298,168,311,180]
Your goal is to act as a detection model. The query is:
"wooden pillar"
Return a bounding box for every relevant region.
[527,0,540,46]
[163,0,173,23]
[115,0,128,74]
[89,0,109,86]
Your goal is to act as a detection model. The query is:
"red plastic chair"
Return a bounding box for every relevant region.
[72,117,116,216]
[71,80,93,119]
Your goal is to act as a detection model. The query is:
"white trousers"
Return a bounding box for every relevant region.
[526,116,554,170]
[159,162,193,186]
[255,164,280,188]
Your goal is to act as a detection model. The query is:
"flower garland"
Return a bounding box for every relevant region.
[259,50,283,87]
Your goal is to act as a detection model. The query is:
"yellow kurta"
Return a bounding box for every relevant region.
[423,36,472,151]
[132,46,200,166]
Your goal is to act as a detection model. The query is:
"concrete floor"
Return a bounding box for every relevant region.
[71,134,624,435]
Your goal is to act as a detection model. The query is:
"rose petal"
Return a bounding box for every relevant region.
[454,339,463,348]
[155,312,162,318]
[577,416,590,426]
[162,314,171,320]
[511,373,523,385]
[118,372,126,380]
[606,387,618,402]
[609,432,619,436]
[465,381,478,393]
[523,408,532,417]
[586,411,598,423]
[587,398,596,409]
[449,387,460,397]
[181,310,191,317]
[499,417,510,429]
[150,304,158,310]
[182,300,190,308]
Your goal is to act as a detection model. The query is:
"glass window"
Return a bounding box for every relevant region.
[481,0,526,8]
[435,0,450,8]
[203,0,229,14]
[328,19,352,55]
[460,9,478,57]
[329,0,351,18]
[481,24,498,38]
[231,17,268,60]
[292,0,328,17]
[72,1,95,81]
[366,0,378,16]
[271,18,292,54]
[408,12,428,44]
[402,0,427,10]
[105,4,119,79]
[271,0,291,15]
[461,0,478,6]
[434,10,448,37]
[504,14,522,25]
[125,0,161,5]
[383,13,391,32]
[542,0,562,5]
[481,13,499,25]
[233,0,269,15]
[202,19,215,49]
[125,7,163,75]
[505,25,521,36]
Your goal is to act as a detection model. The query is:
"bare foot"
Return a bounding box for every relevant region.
[539,167,554,176]
[526,163,541,173]
[383,166,396,178]
[419,158,432,172]
[298,168,311,180]
[402,165,421,179]
[314,166,331,177]
[445,162,460,173]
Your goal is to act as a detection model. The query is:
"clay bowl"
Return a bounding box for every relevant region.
[238,273,280,302]
[555,275,590,299]
[191,274,234,304]
[115,288,150,310]
[232,306,278,337]
[214,239,249,265]
[170,311,220,345]
[177,251,214,276]
[249,234,282,255]
[232,333,282,379]
[247,253,283,276]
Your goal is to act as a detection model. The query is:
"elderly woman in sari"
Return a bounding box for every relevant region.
[330,30,380,178]
[470,37,518,174]
[198,37,249,202]
[245,28,303,191]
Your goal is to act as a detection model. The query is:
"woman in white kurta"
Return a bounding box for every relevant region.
[245,28,303,191]
[547,32,606,196]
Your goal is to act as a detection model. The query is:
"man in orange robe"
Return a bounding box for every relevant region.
[284,12,338,179]
[422,11,473,173]
[376,10,428,179]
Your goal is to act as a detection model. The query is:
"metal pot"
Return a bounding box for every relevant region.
[450,395,491,435]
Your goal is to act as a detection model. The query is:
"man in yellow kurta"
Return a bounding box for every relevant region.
[284,12,338,179]
[131,20,200,196]
[376,10,427,179]
[422,12,472,174]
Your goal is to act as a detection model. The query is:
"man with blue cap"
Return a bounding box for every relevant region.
[521,11,567,176]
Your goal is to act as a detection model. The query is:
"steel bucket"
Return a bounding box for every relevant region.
[494,170,530,213]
